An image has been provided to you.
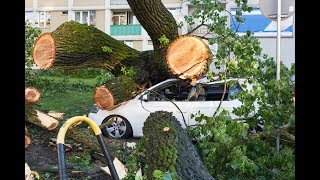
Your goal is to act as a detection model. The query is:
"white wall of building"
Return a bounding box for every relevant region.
[258,37,295,68]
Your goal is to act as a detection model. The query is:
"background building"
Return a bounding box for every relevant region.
[25,0,294,68]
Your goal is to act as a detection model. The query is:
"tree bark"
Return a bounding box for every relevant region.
[127,0,179,49]
[127,0,180,83]
[143,111,214,180]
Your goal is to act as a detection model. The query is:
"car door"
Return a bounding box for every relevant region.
[140,81,191,128]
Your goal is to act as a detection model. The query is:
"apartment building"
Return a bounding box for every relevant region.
[25,0,189,51]
[25,0,294,68]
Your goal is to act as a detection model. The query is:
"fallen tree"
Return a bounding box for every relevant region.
[33,23,211,110]
[30,0,215,177]
[32,0,212,110]
[143,111,214,179]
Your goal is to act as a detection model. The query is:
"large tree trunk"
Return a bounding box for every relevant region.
[33,21,139,70]
[94,35,212,110]
[127,0,180,83]
[143,111,214,180]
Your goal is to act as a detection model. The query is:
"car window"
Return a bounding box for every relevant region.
[143,80,243,102]
[203,81,242,101]
[204,83,229,101]
[147,81,191,101]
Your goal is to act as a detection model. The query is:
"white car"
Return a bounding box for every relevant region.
[88,78,254,139]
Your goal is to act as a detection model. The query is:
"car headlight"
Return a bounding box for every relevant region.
[90,104,100,113]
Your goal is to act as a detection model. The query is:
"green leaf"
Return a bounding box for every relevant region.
[153,170,163,178]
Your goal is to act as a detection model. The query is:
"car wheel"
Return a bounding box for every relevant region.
[101,115,133,139]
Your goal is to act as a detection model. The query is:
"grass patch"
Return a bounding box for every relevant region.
[38,89,94,119]
[37,76,97,87]
[26,73,100,119]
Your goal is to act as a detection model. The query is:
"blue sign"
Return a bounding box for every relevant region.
[230,8,293,36]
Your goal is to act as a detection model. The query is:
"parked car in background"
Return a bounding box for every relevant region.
[88,78,255,139]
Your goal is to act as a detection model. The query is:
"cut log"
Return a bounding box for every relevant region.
[143,111,214,180]
[25,135,31,149]
[26,109,59,131]
[33,21,139,70]
[25,87,41,104]
[47,111,64,120]
[166,35,212,85]
[94,75,145,110]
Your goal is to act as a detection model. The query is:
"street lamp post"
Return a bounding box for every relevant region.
[275,0,282,152]
[276,0,281,81]
[259,0,295,152]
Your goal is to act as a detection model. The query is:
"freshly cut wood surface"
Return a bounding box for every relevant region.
[35,110,59,130]
[25,135,31,149]
[25,87,41,104]
[47,111,64,120]
[166,35,211,83]
[93,76,139,110]
[32,33,56,69]
[94,85,115,110]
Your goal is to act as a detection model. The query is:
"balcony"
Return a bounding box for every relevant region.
[110,25,142,36]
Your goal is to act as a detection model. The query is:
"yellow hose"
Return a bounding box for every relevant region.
[57,116,102,144]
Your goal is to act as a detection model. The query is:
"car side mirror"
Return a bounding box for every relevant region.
[142,94,148,102]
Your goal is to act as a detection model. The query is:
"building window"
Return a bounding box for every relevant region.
[75,11,96,26]
[112,11,140,25]
[25,11,36,27]
[62,11,68,15]
[128,12,139,25]
[39,12,50,28]
[25,11,50,28]
[112,12,127,25]
[148,40,153,45]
